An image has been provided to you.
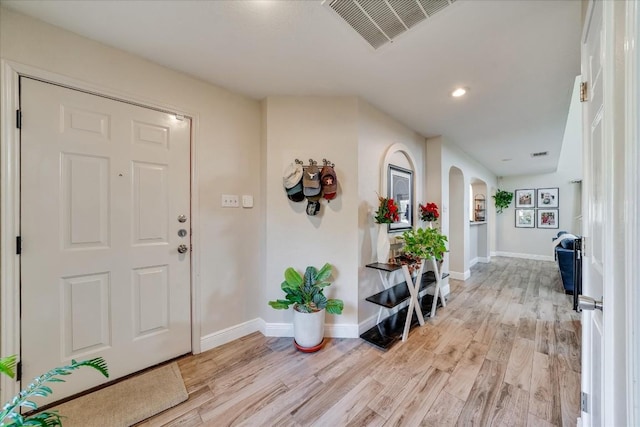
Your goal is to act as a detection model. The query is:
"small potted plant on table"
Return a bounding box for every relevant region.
[399,227,448,318]
[268,263,344,352]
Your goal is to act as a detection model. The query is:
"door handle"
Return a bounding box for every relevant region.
[177,244,188,254]
[578,295,603,311]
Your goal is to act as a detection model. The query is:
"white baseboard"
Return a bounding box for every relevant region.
[263,321,359,338]
[264,322,293,337]
[492,251,554,262]
[200,317,263,352]
[325,323,360,338]
[470,257,479,267]
[478,256,490,263]
[359,314,378,335]
[449,270,470,280]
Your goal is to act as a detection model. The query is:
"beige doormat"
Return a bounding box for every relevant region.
[49,362,188,427]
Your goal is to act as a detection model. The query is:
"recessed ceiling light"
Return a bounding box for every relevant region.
[451,87,467,97]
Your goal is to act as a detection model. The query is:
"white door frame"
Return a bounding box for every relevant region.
[0,59,202,401]
[624,1,639,424]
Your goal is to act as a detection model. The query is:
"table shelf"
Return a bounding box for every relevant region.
[361,262,448,350]
[360,294,443,351]
[365,270,449,309]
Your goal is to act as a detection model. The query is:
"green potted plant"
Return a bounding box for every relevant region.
[401,227,448,261]
[268,263,344,350]
[0,355,108,426]
[493,189,514,213]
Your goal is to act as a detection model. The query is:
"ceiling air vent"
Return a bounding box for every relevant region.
[531,151,549,158]
[328,0,457,49]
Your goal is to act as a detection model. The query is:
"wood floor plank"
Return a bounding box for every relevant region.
[535,320,556,356]
[345,406,386,427]
[517,316,537,341]
[291,346,382,425]
[504,337,535,391]
[443,341,489,401]
[367,369,419,419]
[383,366,450,426]
[311,376,384,426]
[528,352,553,422]
[419,391,465,426]
[527,413,557,427]
[502,302,524,327]
[456,359,507,426]
[491,382,530,427]
[235,376,323,427]
[199,380,289,425]
[143,258,580,427]
[473,312,502,345]
[555,328,581,373]
[432,326,474,373]
[486,323,517,363]
[557,354,581,427]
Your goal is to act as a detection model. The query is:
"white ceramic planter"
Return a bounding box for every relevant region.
[293,307,325,348]
[376,224,390,263]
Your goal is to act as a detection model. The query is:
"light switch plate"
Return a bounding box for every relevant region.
[221,194,239,208]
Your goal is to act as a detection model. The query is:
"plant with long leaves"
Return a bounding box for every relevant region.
[268,263,344,314]
[0,356,108,427]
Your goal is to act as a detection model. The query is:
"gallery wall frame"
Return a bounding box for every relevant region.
[537,187,559,208]
[515,189,536,208]
[515,208,535,228]
[537,209,559,229]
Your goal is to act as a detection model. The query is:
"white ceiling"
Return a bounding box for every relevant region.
[1,0,582,176]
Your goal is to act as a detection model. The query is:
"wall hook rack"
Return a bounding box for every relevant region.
[294,158,336,168]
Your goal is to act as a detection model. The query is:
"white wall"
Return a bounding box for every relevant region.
[357,101,426,326]
[0,8,263,346]
[262,96,360,334]
[495,77,583,260]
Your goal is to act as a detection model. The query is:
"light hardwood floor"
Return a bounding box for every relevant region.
[137,257,581,427]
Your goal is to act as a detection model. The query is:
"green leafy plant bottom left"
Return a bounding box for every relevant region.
[0,355,109,427]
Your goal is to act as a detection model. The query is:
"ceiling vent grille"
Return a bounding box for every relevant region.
[328,0,457,49]
[531,151,549,158]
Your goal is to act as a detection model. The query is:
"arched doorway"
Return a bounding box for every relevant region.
[448,166,467,279]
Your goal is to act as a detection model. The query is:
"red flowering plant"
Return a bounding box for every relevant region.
[374,196,400,224]
[419,202,439,222]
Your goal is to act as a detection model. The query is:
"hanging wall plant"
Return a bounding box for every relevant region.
[493,189,514,214]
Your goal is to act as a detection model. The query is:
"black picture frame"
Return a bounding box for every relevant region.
[515,209,535,228]
[388,165,413,232]
[537,209,559,229]
[537,187,559,208]
[515,189,535,208]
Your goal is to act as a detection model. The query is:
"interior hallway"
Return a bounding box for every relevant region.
[137,257,581,427]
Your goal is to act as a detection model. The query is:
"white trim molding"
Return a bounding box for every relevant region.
[263,321,359,339]
[625,0,639,423]
[200,318,264,352]
[449,270,470,281]
[0,60,22,401]
[491,251,554,262]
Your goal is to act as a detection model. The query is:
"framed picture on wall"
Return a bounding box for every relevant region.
[515,189,535,208]
[537,209,559,229]
[388,165,413,231]
[515,209,535,228]
[537,187,559,208]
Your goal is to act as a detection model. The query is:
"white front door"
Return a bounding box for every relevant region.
[20,78,192,402]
